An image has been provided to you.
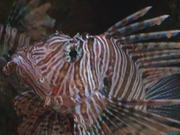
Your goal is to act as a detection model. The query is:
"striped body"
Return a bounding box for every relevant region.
[8,32,145,127]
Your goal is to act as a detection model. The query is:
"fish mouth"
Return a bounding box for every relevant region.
[6,54,53,97]
[2,60,17,76]
[2,54,26,75]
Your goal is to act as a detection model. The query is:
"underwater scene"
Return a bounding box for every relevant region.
[0,0,180,135]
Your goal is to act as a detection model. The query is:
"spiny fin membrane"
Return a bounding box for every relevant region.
[146,74,180,124]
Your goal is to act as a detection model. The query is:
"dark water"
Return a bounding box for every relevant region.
[0,0,179,135]
[1,0,179,35]
[51,0,180,36]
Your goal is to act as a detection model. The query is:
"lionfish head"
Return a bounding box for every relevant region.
[3,32,86,103]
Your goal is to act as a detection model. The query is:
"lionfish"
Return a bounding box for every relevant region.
[1,1,180,135]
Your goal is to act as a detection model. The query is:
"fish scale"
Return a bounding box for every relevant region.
[2,5,180,135]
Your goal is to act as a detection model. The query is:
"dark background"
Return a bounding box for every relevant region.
[51,0,180,35]
[0,0,179,135]
[0,0,179,35]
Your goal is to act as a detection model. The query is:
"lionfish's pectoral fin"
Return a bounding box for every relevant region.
[107,99,180,135]
[14,90,73,135]
[104,74,180,135]
[74,98,180,135]
[145,74,180,124]
[14,90,46,119]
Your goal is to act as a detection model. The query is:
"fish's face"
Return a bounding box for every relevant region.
[3,33,87,107]
[3,50,53,98]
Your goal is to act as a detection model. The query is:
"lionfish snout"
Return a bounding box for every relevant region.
[3,60,17,76]
[3,53,26,74]
[3,54,32,85]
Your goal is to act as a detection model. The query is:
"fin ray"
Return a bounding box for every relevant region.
[111,15,169,37]
[121,30,180,43]
[107,6,152,35]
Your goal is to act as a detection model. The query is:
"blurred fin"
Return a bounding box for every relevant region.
[18,110,73,135]
[14,91,73,135]
[14,90,45,118]
[7,0,56,41]
[0,25,30,58]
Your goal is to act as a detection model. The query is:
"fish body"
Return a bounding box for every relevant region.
[2,6,180,135]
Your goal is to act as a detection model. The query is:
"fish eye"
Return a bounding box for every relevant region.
[69,48,78,61]
[64,43,82,62]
